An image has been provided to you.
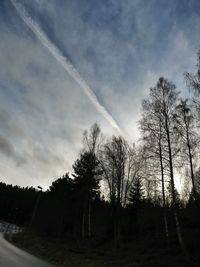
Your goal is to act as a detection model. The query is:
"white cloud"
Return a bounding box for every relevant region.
[0,30,117,188]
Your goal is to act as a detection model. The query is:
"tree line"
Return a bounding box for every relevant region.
[0,50,200,261]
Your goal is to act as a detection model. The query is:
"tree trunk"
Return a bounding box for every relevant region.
[159,134,169,246]
[186,127,197,202]
[81,204,86,241]
[115,203,121,247]
[88,198,91,238]
[165,114,187,255]
[164,214,169,247]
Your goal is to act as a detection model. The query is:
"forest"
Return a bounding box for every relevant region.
[1,50,200,266]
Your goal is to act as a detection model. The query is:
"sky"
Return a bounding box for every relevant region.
[0,0,200,189]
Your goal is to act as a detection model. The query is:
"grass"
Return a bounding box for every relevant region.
[5,231,195,267]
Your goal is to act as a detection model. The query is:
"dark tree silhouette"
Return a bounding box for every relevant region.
[73,151,101,240]
[174,99,198,203]
[128,177,144,238]
[128,177,144,207]
[140,77,188,254]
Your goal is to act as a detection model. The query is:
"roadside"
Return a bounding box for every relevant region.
[0,232,53,267]
[4,231,191,267]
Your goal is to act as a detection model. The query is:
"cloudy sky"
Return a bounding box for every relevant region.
[0,0,199,189]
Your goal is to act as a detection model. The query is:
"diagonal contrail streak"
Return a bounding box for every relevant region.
[10,0,121,133]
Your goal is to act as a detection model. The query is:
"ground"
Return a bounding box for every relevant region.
[5,231,195,267]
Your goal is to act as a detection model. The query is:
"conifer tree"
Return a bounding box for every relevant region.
[73,151,101,240]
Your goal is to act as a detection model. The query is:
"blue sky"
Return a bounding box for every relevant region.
[0,0,199,188]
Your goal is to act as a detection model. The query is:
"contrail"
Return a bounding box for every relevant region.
[10,0,121,133]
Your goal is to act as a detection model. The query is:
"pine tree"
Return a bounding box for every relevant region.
[73,151,101,240]
[128,178,144,208]
[128,177,144,238]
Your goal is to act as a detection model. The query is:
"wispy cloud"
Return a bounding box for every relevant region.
[10,0,121,134]
[0,135,27,166]
[0,0,199,188]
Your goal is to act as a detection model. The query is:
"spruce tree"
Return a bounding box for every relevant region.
[73,151,101,240]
